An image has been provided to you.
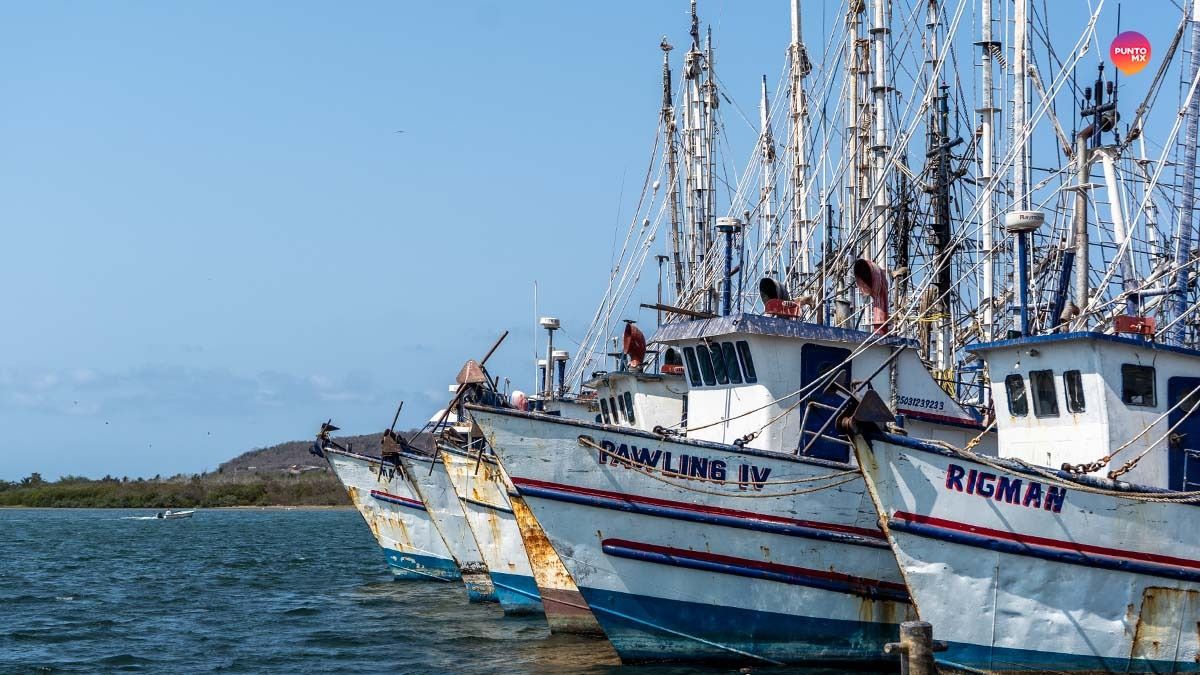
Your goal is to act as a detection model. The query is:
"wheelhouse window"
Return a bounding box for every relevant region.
[721,342,743,384]
[1029,370,1059,418]
[685,340,755,388]
[1064,370,1085,413]
[616,394,628,423]
[736,341,757,383]
[1122,364,1157,407]
[695,344,717,386]
[709,342,730,384]
[609,396,620,422]
[623,392,635,425]
[1005,374,1028,416]
[599,397,611,423]
[683,347,702,387]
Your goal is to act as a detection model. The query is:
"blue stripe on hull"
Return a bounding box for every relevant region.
[382,548,461,581]
[575,586,900,665]
[942,640,1200,673]
[488,571,544,616]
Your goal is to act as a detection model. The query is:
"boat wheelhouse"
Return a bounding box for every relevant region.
[655,312,990,456]
[972,331,1200,489]
[584,367,685,431]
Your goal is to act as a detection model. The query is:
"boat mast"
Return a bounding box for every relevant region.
[838,2,866,326]
[1011,0,1032,335]
[788,0,813,288]
[870,0,892,267]
[926,0,956,372]
[704,25,719,313]
[682,1,707,306]
[759,75,779,282]
[661,39,686,300]
[978,0,997,340]
[1173,0,1200,343]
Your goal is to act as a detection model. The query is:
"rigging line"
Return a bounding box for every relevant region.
[1074,62,1200,328]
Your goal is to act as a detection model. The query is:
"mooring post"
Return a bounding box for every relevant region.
[884,621,946,675]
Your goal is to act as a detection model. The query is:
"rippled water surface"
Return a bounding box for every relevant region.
[0,508,875,674]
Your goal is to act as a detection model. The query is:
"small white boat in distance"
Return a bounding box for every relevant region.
[155,509,195,520]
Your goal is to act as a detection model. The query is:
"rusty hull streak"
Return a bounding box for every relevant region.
[510,492,605,636]
[1131,586,1200,665]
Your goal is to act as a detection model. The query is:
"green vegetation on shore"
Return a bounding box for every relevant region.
[0,432,398,508]
[0,472,350,508]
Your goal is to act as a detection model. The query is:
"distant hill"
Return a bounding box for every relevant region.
[218,430,436,475]
[0,429,439,508]
[218,433,382,474]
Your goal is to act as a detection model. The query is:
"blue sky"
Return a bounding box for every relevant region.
[0,1,1180,479]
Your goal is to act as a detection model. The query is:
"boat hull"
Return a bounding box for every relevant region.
[472,406,912,665]
[854,431,1200,673]
[400,452,497,603]
[325,448,461,582]
[506,478,604,635]
[438,444,543,615]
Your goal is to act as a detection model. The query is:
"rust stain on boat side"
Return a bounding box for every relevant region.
[510,493,605,636]
[1131,586,1200,666]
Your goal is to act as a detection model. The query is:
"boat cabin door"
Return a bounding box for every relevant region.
[1168,377,1200,491]
[798,343,853,463]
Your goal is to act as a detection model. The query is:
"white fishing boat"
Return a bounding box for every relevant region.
[390,427,497,603]
[155,509,194,520]
[437,433,542,616]
[851,331,1200,671]
[315,425,462,582]
[473,308,994,664]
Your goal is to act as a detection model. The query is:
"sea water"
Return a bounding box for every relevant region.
[0,508,876,674]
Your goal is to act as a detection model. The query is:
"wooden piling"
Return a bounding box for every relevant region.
[885,620,946,675]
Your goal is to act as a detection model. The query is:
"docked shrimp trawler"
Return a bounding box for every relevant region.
[313,422,463,582]
[851,329,1200,671]
[436,351,603,628]
[432,356,552,617]
[385,424,497,603]
[471,276,997,665]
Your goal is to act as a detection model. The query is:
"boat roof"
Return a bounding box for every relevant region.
[966,331,1200,359]
[650,312,918,349]
[583,369,675,389]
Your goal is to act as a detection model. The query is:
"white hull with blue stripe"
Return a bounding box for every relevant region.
[473,406,914,665]
[399,451,497,603]
[437,441,543,615]
[324,447,462,582]
[854,429,1200,672]
[850,332,1200,672]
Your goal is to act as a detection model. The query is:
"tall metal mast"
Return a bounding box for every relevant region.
[759,76,779,281]
[838,2,866,326]
[978,0,998,340]
[788,0,813,286]
[1011,0,1033,336]
[869,0,892,266]
[661,39,686,299]
[1173,0,1200,343]
[704,24,719,313]
[926,0,958,372]
[1012,0,1029,212]
[682,1,707,300]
